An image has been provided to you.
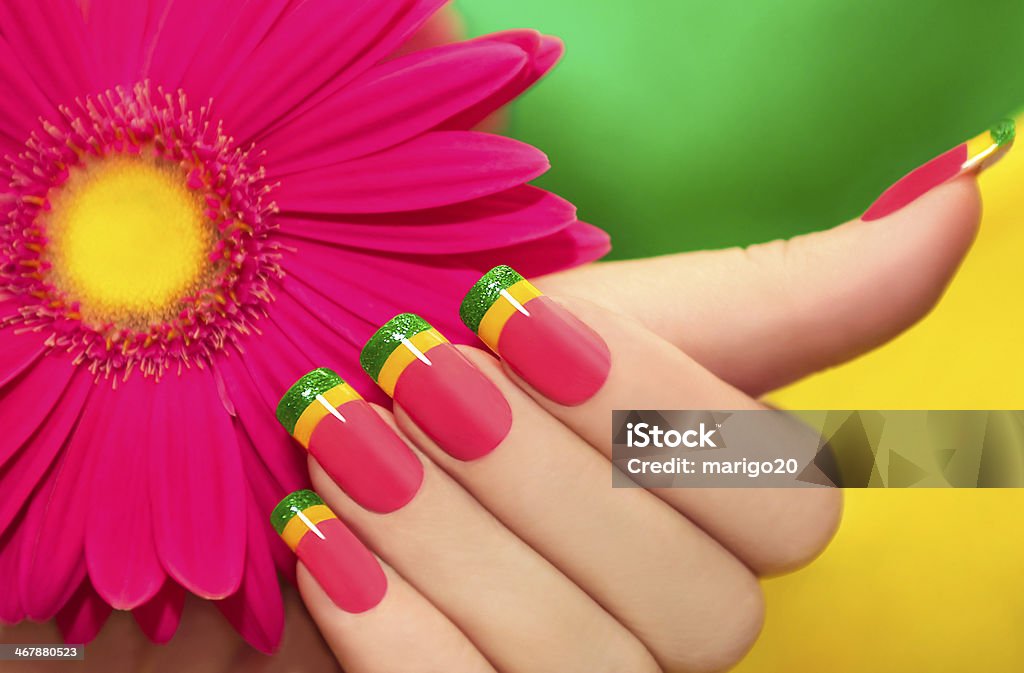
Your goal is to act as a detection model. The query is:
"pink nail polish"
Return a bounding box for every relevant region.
[863,120,1015,221]
[361,314,512,461]
[271,491,386,613]
[460,266,610,406]
[277,369,423,514]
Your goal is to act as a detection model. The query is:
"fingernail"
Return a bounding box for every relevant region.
[360,314,511,461]
[460,266,610,406]
[270,490,386,613]
[276,368,423,514]
[863,119,1015,221]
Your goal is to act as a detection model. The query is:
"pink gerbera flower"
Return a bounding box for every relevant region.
[0,0,608,652]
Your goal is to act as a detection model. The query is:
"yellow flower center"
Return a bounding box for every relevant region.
[42,155,212,330]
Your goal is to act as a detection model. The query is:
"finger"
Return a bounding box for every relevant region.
[457,272,841,574]
[276,371,653,673]
[272,490,494,673]
[537,173,984,396]
[390,342,764,673]
[299,564,493,673]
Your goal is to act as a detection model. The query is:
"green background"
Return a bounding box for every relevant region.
[456,0,1024,259]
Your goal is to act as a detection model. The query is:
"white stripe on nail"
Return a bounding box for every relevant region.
[500,288,531,316]
[316,393,346,423]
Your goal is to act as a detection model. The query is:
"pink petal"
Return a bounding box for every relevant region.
[80,0,159,87]
[391,3,464,58]
[218,0,448,142]
[215,494,285,654]
[456,220,611,277]
[442,31,564,131]
[0,328,47,389]
[0,523,27,623]
[86,374,165,610]
[150,371,245,599]
[143,0,236,87]
[55,580,112,645]
[176,0,293,107]
[0,368,92,538]
[275,131,548,214]
[277,185,575,254]
[132,578,185,644]
[268,285,369,382]
[279,243,474,340]
[217,354,308,497]
[0,352,78,468]
[0,35,57,147]
[232,424,299,584]
[20,389,110,620]
[260,40,528,171]
[0,1,98,104]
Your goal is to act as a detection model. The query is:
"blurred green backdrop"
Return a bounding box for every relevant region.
[456,0,1024,259]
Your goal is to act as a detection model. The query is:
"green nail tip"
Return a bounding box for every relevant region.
[360,313,432,382]
[276,368,345,434]
[459,266,526,333]
[991,119,1015,146]
[270,490,325,535]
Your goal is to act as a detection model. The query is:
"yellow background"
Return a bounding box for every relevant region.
[739,126,1024,671]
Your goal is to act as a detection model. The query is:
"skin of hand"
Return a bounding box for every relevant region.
[0,176,980,672]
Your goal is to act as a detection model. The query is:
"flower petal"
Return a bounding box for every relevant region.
[215,493,285,654]
[442,30,564,131]
[457,220,611,277]
[260,40,528,171]
[0,352,78,469]
[0,1,98,103]
[0,328,47,389]
[277,185,576,254]
[0,35,57,147]
[132,578,185,645]
[276,131,548,214]
[231,422,299,584]
[20,390,108,620]
[217,354,307,499]
[176,0,293,107]
[211,0,443,141]
[143,0,237,89]
[150,371,246,599]
[0,367,92,538]
[391,3,463,58]
[55,580,112,645]
[280,242,474,339]
[81,0,159,87]
[0,523,27,623]
[86,374,164,610]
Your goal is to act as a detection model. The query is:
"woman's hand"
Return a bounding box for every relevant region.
[280,177,978,673]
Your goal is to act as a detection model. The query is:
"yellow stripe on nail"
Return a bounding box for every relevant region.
[477,279,543,352]
[280,503,337,552]
[291,382,363,448]
[376,328,448,397]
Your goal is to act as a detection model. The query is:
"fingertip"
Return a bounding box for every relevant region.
[850,174,982,327]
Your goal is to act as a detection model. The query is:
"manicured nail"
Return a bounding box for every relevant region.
[460,266,610,406]
[863,119,1015,221]
[360,314,511,461]
[276,368,423,514]
[271,490,386,613]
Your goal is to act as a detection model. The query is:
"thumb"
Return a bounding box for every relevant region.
[537,173,984,396]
